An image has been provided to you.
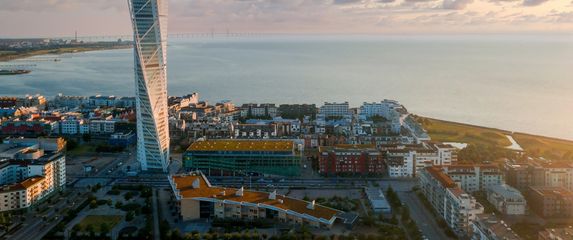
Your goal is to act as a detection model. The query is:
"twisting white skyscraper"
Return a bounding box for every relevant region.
[128,0,170,172]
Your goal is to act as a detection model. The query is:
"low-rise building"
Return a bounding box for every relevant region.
[419,166,484,237]
[365,188,391,216]
[471,214,521,240]
[169,172,353,229]
[318,145,383,175]
[527,186,573,219]
[486,184,526,215]
[184,140,300,176]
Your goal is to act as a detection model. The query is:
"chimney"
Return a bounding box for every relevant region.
[307,200,315,210]
[236,186,244,197]
[269,190,277,200]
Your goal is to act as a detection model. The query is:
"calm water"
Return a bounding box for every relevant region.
[2,35,573,140]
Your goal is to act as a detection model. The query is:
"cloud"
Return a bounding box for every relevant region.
[523,0,549,6]
[333,0,362,4]
[443,0,474,10]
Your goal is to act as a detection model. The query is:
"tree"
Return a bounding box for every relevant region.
[85,224,95,238]
[100,222,110,237]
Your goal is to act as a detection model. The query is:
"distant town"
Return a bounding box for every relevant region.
[0,92,571,240]
[0,37,132,64]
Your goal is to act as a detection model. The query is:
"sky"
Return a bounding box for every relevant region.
[0,0,572,37]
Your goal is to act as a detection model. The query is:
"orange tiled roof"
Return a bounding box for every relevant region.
[426,167,457,188]
[172,175,341,220]
[187,140,294,152]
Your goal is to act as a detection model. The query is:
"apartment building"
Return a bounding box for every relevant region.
[319,102,350,118]
[384,143,458,178]
[527,186,573,219]
[89,119,116,135]
[442,165,504,193]
[471,214,521,240]
[486,184,526,215]
[419,167,484,237]
[504,161,573,192]
[0,138,66,212]
[318,145,384,175]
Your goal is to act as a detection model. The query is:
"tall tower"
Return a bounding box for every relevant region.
[128,0,170,172]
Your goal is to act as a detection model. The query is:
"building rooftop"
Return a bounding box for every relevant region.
[319,144,378,153]
[0,176,44,192]
[529,186,573,198]
[475,214,521,240]
[425,166,457,188]
[365,188,391,212]
[171,174,341,221]
[187,140,294,152]
[488,184,525,200]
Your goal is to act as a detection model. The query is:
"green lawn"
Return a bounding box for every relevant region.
[77,215,122,232]
[417,117,511,147]
[418,116,573,161]
[513,133,573,161]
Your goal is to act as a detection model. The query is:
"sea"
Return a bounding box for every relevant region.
[1,34,572,140]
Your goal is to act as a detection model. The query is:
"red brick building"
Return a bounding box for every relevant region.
[318,144,383,175]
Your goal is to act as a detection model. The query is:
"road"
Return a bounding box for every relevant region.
[7,192,85,240]
[398,191,452,240]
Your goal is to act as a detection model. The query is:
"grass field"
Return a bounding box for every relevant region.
[77,215,122,232]
[513,133,573,160]
[418,116,573,161]
[417,117,511,147]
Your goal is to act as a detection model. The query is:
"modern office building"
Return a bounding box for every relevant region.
[419,166,484,237]
[486,184,526,215]
[129,0,170,172]
[169,172,353,229]
[184,140,300,176]
[318,144,384,175]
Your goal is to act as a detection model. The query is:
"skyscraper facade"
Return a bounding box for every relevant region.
[128,0,170,172]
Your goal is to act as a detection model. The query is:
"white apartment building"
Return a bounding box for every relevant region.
[319,102,350,117]
[443,165,504,193]
[89,119,116,135]
[385,144,458,178]
[0,142,66,212]
[487,184,526,215]
[419,167,484,237]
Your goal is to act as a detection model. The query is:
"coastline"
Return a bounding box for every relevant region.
[418,116,573,161]
[0,44,131,62]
